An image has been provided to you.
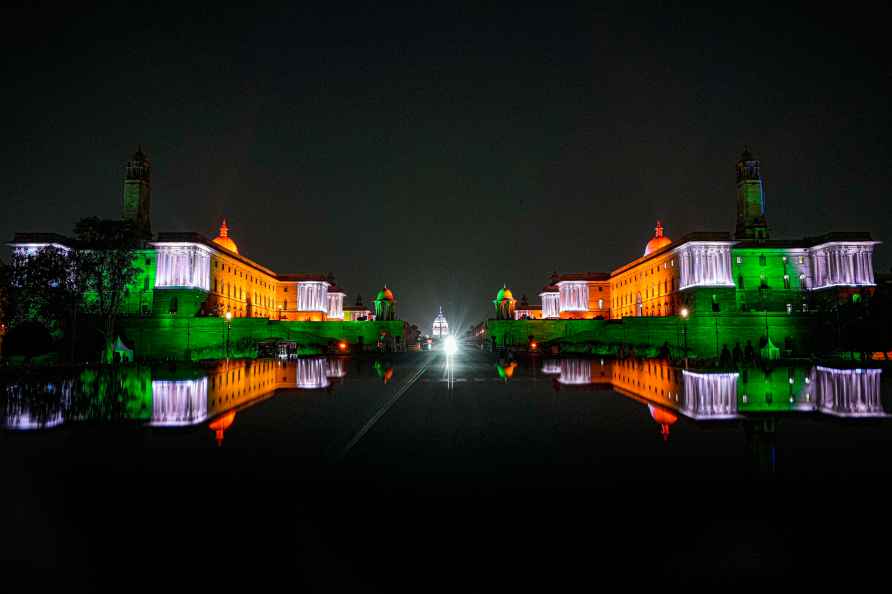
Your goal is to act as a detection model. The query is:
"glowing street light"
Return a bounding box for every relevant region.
[444,335,458,356]
[680,307,689,368]
[224,310,233,359]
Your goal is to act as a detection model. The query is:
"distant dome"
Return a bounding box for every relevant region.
[212,219,238,254]
[376,286,395,302]
[496,285,514,301]
[644,220,671,256]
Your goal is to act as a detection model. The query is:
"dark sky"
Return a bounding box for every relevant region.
[3,3,890,330]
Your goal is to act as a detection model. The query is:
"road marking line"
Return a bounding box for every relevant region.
[336,363,429,461]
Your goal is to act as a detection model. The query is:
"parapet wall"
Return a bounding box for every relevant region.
[120,318,405,360]
[486,313,823,357]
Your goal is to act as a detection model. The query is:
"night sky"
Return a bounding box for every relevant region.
[3,3,890,330]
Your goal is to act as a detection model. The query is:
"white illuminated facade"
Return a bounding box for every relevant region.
[150,378,209,426]
[298,281,329,312]
[558,359,592,385]
[540,291,560,318]
[327,290,345,320]
[675,242,736,290]
[153,243,212,291]
[296,357,329,389]
[680,371,740,419]
[326,357,347,379]
[541,360,562,375]
[558,281,589,312]
[809,242,877,290]
[814,367,886,417]
[432,307,449,337]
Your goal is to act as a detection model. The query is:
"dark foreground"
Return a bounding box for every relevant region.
[3,350,892,590]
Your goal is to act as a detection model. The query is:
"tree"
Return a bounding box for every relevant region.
[74,217,139,363]
[2,245,81,340]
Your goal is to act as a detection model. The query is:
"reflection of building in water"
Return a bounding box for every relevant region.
[548,359,888,437]
[648,403,678,441]
[296,358,329,389]
[151,378,209,426]
[558,359,593,385]
[556,359,612,386]
[209,410,236,446]
[541,360,562,375]
[681,372,740,419]
[813,367,885,417]
[611,359,681,408]
[326,358,347,379]
[1,381,72,430]
[150,357,343,428]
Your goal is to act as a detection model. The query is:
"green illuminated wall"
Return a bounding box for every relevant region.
[486,312,820,358]
[119,318,405,360]
[735,366,812,413]
[731,247,809,313]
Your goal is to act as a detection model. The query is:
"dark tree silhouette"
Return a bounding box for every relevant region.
[73,217,139,363]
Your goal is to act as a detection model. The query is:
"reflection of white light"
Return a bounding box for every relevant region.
[151,378,209,426]
[444,335,458,355]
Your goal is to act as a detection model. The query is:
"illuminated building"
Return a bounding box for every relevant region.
[513,295,542,320]
[343,294,373,321]
[497,148,879,326]
[539,277,559,319]
[432,306,449,336]
[374,286,397,321]
[8,149,393,325]
[493,285,516,320]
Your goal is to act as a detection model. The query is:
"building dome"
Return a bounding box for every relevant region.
[496,285,514,301]
[212,219,239,254]
[648,403,678,442]
[644,220,671,256]
[376,286,395,302]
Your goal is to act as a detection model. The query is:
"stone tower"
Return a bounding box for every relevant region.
[734,147,768,240]
[122,147,152,238]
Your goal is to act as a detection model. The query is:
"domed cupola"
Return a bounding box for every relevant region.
[644,220,672,256]
[374,285,397,320]
[493,284,516,320]
[212,219,239,254]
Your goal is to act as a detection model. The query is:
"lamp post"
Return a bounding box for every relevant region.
[225,310,233,359]
[680,307,689,369]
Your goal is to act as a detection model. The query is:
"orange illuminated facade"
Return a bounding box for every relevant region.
[152,220,377,321]
[206,222,279,318]
[610,224,682,318]
[555,272,611,319]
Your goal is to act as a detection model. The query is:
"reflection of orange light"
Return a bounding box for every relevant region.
[209,411,236,447]
[648,404,677,442]
[383,368,394,383]
[503,361,517,379]
[338,341,347,351]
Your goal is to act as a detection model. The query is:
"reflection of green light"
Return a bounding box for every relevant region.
[496,364,507,379]
[737,366,809,413]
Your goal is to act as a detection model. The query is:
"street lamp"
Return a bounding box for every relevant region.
[224,310,233,359]
[680,307,689,368]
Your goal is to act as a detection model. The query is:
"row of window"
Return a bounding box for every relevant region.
[736,254,806,266]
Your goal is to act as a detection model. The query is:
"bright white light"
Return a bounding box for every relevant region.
[444,335,458,355]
